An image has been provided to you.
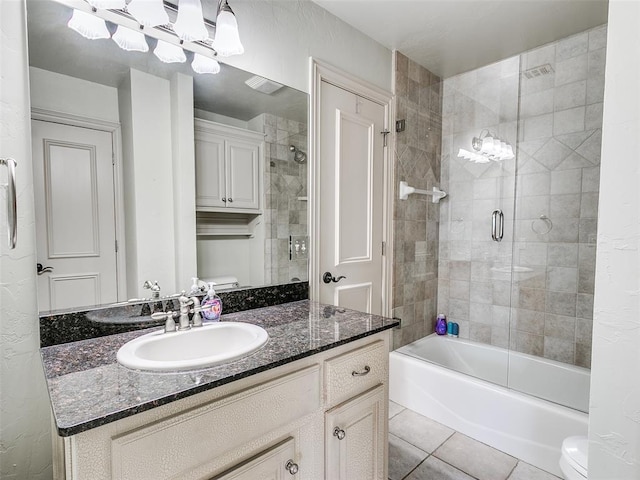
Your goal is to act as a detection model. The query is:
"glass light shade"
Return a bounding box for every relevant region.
[67,9,111,40]
[112,26,149,52]
[86,0,126,9]
[480,136,494,155]
[212,7,244,56]
[173,0,208,42]
[191,53,220,74]
[153,40,187,63]
[127,0,169,27]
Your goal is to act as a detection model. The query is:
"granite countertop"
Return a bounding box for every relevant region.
[41,300,399,437]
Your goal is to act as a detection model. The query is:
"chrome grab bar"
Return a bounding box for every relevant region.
[1,158,17,249]
[491,209,504,243]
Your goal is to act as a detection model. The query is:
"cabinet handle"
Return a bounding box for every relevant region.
[227,197,233,203]
[333,427,346,440]
[285,459,299,475]
[352,365,371,377]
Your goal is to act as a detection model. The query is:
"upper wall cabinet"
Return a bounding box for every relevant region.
[195,119,264,212]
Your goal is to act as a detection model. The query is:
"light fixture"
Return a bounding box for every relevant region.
[173,0,209,42]
[86,0,126,9]
[112,26,149,52]
[127,0,169,28]
[153,39,187,63]
[67,9,111,40]
[458,130,515,163]
[212,0,244,57]
[191,53,220,74]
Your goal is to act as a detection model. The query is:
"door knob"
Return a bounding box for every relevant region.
[323,272,346,284]
[37,263,53,275]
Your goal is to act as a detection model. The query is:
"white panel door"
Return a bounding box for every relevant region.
[31,120,118,311]
[226,139,260,210]
[194,131,226,208]
[319,80,385,314]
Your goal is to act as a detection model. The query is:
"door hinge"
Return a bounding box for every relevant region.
[115,239,118,253]
[381,130,390,147]
[382,241,386,256]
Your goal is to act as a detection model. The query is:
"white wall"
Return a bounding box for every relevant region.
[0,1,52,478]
[119,69,177,298]
[29,67,119,123]
[589,1,640,478]
[212,0,392,93]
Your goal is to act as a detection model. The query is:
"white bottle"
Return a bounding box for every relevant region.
[201,282,222,322]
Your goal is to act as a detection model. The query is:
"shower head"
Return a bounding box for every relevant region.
[289,145,307,164]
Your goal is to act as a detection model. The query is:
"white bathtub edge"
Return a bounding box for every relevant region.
[390,351,588,477]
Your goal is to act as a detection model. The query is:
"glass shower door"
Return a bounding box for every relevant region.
[435,56,521,386]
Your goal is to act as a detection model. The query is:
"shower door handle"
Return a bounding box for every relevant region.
[491,209,504,242]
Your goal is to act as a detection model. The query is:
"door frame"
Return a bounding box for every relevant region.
[31,107,127,303]
[309,59,394,317]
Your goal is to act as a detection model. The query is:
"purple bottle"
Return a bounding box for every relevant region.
[435,314,447,335]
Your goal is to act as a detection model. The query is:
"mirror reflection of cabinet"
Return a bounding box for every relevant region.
[195,119,263,212]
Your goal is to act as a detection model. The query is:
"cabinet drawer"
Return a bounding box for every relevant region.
[324,341,387,406]
[111,366,319,480]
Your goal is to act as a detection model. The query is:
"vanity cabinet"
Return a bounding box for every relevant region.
[53,332,390,480]
[194,119,263,212]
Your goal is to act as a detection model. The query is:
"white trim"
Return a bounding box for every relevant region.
[31,107,127,303]
[309,59,394,317]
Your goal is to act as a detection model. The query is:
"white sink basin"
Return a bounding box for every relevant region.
[117,322,269,372]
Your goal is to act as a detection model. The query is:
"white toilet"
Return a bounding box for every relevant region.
[560,436,588,479]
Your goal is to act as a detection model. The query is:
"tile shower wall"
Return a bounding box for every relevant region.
[438,25,606,368]
[392,52,443,349]
[262,114,308,285]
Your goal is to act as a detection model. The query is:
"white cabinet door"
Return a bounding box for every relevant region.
[195,132,226,209]
[213,438,298,480]
[325,385,386,480]
[226,139,260,210]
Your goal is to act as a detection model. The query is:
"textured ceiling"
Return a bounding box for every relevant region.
[312,0,609,78]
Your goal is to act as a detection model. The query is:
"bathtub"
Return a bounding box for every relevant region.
[389,334,589,477]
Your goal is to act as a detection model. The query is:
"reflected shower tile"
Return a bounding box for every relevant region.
[580,192,599,218]
[578,267,595,294]
[586,75,605,104]
[589,25,608,51]
[548,243,579,267]
[553,106,586,136]
[473,177,499,199]
[544,336,575,363]
[518,172,551,197]
[557,32,589,61]
[588,48,607,77]
[555,54,588,86]
[546,266,578,293]
[546,291,577,316]
[577,293,594,320]
[515,242,548,266]
[576,317,594,345]
[523,113,553,141]
[470,323,492,343]
[520,89,554,117]
[470,281,492,304]
[554,80,587,111]
[532,138,573,170]
[545,313,577,339]
[519,287,546,311]
[579,218,598,244]
[547,218,580,243]
[550,194,581,218]
[513,308,545,335]
[516,331,544,356]
[516,195,550,221]
[575,343,592,368]
[585,103,604,131]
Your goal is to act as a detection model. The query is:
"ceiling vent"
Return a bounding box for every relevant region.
[522,63,555,80]
[244,75,284,95]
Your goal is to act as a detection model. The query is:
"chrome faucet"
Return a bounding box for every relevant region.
[151,310,177,333]
[143,280,161,299]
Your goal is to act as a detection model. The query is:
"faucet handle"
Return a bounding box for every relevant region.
[151,310,177,333]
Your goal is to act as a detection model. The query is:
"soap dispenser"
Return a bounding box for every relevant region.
[201,282,222,322]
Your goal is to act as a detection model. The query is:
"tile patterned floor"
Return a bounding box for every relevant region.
[388,402,562,480]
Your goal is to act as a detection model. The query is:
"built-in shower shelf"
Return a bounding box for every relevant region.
[196,211,262,237]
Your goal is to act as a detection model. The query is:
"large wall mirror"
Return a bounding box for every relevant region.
[27,0,308,313]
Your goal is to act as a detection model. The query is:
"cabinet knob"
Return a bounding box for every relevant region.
[333,427,346,440]
[227,197,233,203]
[285,459,299,475]
[222,198,227,203]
